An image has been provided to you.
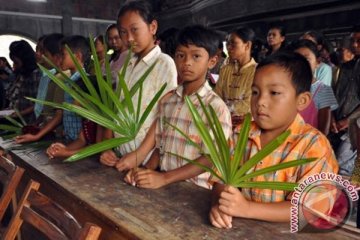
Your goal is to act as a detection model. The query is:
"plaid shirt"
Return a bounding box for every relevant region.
[156,82,232,189]
[7,69,41,122]
[234,114,339,203]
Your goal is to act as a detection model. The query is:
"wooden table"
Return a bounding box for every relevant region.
[1,140,358,240]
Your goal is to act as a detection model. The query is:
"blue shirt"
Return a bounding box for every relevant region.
[34,68,56,119]
[63,71,82,141]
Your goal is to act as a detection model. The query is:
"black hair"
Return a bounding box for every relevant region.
[257,52,312,95]
[94,35,104,45]
[0,57,11,69]
[43,33,64,56]
[9,40,37,76]
[302,30,324,45]
[158,27,179,57]
[105,23,118,38]
[231,27,256,43]
[117,0,155,24]
[352,25,360,33]
[269,24,286,37]
[176,25,219,57]
[289,39,320,58]
[61,35,91,70]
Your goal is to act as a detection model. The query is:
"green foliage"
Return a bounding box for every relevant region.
[167,95,316,191]
[0,110,25,139]
[27,38,166,162]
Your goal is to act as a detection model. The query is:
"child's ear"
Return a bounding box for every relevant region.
[296,91,312,111]
[149,20,158,36]
[75,51,83,64]
[207,55,218,70]
[245,41,252,51]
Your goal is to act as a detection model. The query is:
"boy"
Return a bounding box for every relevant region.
[58,35,89,141]
[15,33,65,144]
[210,52,339,228]
[120,25,232,189]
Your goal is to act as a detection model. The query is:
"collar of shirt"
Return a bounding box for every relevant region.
[41,68,56,77]
[175,81,212,99]
[128,45,161,68]
[238,58,257,72]
[70,71,81,81]
[236,114,306,148]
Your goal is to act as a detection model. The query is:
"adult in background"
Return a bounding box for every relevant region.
[331,25,360,176]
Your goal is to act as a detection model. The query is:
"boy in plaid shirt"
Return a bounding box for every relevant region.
[210,52,339,228]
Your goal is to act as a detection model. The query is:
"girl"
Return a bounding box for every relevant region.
[292,39,338,135]
[100,0,177,169]
[214,27,257,126]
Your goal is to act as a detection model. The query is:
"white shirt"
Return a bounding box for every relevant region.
[115,45,177,155]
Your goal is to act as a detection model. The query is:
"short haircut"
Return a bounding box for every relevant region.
[289,39,320,58]
[231,27,256,43]
[43,33,64,55]
[117,0,155,24]
[61,35,90,64]
[176,25,219,57]
[257,52,312,95]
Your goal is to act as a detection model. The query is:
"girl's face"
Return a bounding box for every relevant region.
[107,28,123,52]
[295,47,318,74]
[11,56,22,73]
[267,28,285,48]
[118,10,157,58]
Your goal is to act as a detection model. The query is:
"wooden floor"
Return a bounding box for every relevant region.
[0,139,359,240]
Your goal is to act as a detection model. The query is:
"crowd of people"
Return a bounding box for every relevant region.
[0,0,359,228]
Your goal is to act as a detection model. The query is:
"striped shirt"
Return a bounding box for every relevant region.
[233,114,339,202]
[214,58,256,116]
[311,80,338,111]
[156,82,232,189]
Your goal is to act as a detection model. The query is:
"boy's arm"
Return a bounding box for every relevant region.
[134,155,210,189]
[15,109,63,143]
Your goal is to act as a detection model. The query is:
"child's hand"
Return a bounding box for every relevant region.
[115,151,138,172]
[15,134,39,144]
[99,150,118,166]
[133,169,167,189]
[218,186,250,218]
[124,169,137,186]
[47,143,68,159]
[209,204,233,229]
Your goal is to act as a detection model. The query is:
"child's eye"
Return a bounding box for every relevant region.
[131,28,138,33]
[119,30,127,36]
[175,53,184,59]
[251,89,259,96]
[193,54,201,61]
[271,91,281,95]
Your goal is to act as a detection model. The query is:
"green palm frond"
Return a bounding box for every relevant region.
[27,37,166,162]
[167,94,317,191]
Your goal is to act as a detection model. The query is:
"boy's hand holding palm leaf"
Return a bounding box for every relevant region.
[27,38,166,162]
[167,95,316,191]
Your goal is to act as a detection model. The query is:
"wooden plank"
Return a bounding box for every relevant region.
[1,140,358,240]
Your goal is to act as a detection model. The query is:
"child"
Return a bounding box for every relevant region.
[99,0,177,167]
[209,52,338,228]
[291,39,338,135]
[15,33,65,144]
[121,25,232,189]
[59,35,90,141]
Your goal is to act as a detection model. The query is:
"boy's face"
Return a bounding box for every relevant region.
[174,44,217,83]
[118,11,157,56]
[43,50,62,69]
[60,47,75,72]
[251,64,309,136]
